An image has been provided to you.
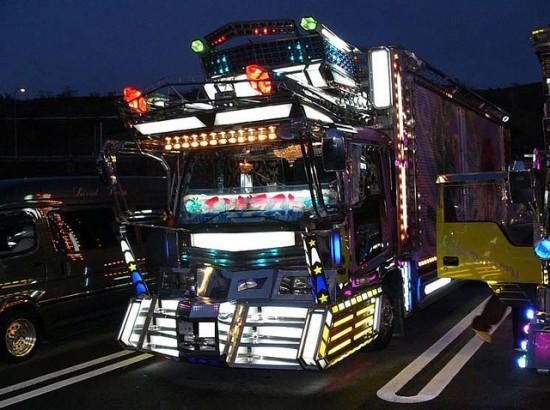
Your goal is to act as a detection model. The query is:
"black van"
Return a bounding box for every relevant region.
[0,176,165,362]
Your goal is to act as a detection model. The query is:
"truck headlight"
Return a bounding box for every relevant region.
[279,276,311,295]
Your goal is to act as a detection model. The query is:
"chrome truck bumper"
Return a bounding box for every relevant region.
[118,286,383,370]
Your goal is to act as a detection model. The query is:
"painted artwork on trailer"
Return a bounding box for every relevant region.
[179,189,337,223]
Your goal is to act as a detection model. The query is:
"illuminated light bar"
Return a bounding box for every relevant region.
[204,63,327,100]
[332,314,353,328]
[353,327,373,341]
[418,256,437,267]
[133,117,206,135]
[331,326,352,341]
[205,20,297,48]
[303,105,334,123]
[118,300,141,346]
[327,338,351,356]
[330,68,357,87]
[190,231,295,252]
[354,316,373,329]
[320,27,351,52]
[162,126,277,151]
[424,278,452,295]
[368,48,393,109]
[214,104,293,126]
[355,304,374,317]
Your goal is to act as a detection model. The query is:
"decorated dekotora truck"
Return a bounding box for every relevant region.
[99,17,510,369]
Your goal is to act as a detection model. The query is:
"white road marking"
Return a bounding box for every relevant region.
[0,353,153,408]
[0,350,133,397]
[417,309,510,400]
[377,297,509,403]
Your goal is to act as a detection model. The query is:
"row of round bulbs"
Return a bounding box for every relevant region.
[163,126,277,151]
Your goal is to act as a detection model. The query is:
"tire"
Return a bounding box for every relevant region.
[368,291,395,351]
[0,310,39,363]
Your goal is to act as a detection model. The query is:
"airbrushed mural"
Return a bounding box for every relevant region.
[180,188,338,223]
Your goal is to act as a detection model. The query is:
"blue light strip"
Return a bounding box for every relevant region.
[330,230,342,265]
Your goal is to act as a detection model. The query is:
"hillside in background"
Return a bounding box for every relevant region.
[0,82,545,178]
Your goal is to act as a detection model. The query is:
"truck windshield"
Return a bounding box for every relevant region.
[179,142,337,224]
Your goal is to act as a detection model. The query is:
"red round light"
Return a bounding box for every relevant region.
[123,87,147,114]
[245,64,273,95]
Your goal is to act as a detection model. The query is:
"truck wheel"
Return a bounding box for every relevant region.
[0,310,39,362]
[368,292,395,350]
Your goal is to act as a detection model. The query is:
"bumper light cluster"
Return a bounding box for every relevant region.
[118,286,383,370]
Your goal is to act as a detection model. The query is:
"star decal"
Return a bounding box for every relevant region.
[313,266,323,275]
[308,239,316,247]
[129,263,137,271]
[318,293,328,303]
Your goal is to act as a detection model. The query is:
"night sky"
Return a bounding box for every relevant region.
[1,0,548,97]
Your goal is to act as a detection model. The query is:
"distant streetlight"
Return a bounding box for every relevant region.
[13,87,27,157]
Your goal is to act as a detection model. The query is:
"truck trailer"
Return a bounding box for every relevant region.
[101,17,510,369]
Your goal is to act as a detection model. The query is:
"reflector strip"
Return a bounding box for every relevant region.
[327,338,351,355]
[333,314,353,328]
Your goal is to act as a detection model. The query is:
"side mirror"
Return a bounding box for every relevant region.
[509,170,533,204]
[322,129,345,172]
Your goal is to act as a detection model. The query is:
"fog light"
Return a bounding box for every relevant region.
[520,339,528,351]
[517,355,527,368]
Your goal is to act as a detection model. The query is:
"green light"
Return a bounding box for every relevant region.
[191,39,206,54]
[300,16,318,32]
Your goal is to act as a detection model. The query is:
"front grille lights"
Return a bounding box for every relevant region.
[163,126,277,151]
[179,320,217,352]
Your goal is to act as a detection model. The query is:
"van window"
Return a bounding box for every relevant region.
[0,210,37,256]
[50,208,118,251]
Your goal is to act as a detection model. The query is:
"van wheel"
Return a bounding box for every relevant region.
[0,310,39,362]
[367,292,395,351]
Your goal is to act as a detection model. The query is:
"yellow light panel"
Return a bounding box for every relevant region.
[160,126,278,151]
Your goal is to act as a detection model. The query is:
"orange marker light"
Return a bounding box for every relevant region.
[123,87,148,114]
[246,64,273,95]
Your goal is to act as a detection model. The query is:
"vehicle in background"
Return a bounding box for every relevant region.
[524,25,550,372]
[102,17,510,369]
[435,170,538,347]
[437,25,550,372]
[0,176,166,362]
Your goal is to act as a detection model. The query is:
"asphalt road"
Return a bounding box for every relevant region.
[0,281,548,410]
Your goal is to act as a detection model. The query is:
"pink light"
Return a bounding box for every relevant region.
[523,324,530,334]
[343,289,353,296]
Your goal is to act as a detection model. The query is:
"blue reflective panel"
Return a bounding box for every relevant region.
[316,275,328,292]
[135,283,147,295]
[131,271,142,284]
[534,238,550,260]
